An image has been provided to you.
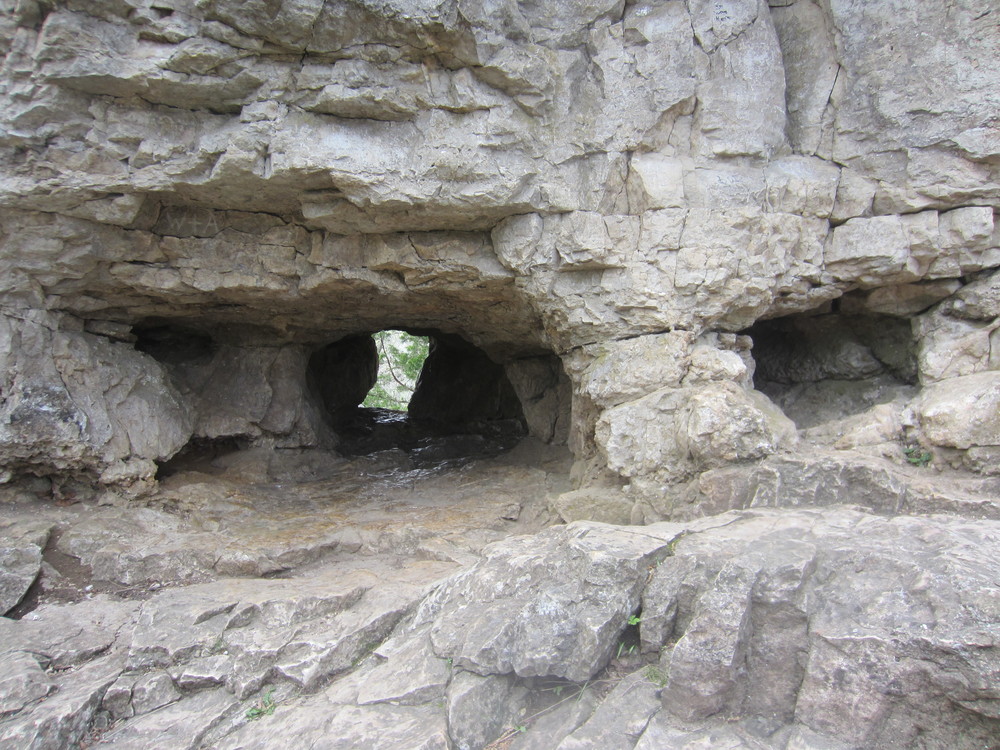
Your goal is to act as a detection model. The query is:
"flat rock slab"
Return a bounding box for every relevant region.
[0,656,124,750]
[1,595,140,669]
[674,450,1000,522]
[92,688,238,749]
[127,559,455,698]
[0,652,54,719]
[216,699,450,750]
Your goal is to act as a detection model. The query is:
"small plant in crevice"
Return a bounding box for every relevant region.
[644,664,669,688]
[245,689,277,721]
[616,639,638,660]
[903,445,932,467]
[613,613,643,667]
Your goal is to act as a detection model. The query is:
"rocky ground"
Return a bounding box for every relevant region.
[2,429,999,749]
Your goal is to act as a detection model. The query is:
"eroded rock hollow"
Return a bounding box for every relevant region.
[1,0,999,747]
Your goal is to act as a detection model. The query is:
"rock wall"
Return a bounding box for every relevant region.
[1,0,999,496]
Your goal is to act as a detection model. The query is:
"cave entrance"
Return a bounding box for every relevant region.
[131,315,570,479]
[743,308,918,430]
[308,330,531,461]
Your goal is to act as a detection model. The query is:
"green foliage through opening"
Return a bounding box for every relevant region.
[362,331,429,411]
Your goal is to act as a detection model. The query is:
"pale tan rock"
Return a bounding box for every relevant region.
[596,381,788,481]
[764,157,840,218]
[826,216,917,287]
[0,0,998,511]
[943,269,1000,321]
[915,309,999,383]
[552,487,634,526]
[566,331,696,409]
[914,372,1000,450]
[771,0,839,158]
[839,281,961,317]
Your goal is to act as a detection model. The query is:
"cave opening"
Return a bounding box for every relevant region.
[362,331,429,411]
[308,329,529,461]
[743,307,918,430]
[127,308,572,487]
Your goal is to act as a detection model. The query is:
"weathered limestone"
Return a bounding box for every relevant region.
[424,522,685,682]
[1,1,1000,748]
[0,520,49,614]
[0,0,998,492]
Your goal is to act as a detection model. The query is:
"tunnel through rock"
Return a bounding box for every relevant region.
[744,309,918,430]
[309,330,529,460]
[131,316,567,477]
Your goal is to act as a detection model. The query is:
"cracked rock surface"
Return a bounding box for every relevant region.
[2,0,1000,748]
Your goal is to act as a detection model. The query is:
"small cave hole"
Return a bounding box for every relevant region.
[308,330,527,461]
[743,311,918,430]
[155,436,245,479]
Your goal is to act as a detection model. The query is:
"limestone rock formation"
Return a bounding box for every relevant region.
[1,0,1000,747]
[0,0,997,491]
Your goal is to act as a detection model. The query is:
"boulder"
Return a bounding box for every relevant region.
[0,521,50,615]
[425,522,685,682]
[914,372,1000,450]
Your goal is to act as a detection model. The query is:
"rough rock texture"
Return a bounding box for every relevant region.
[2,1,1000,748]
[4,507,989,749]
[0,520,50,614]
[0,0,997,491]
[424,522,683,681]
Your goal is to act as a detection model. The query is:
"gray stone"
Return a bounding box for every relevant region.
[840,281,962,318]
[1,3,1000,749]
[102,676,135,722]
[446,670,527,750]
[556,669,661,750]
[0,652,54,718]
[660,560,757,720]
[0,521,50,614]
[0,656,123,750]
[356,633,450,707]
[426,522,684,682]
[6,596,140,669]
[634,718,760,750]
[92,688,238,750]
[943,269,1000,321]
[915,307,999,383]
[642,509,1000,744]
[126,573,370,672]
[129,671,180,716]
[552,488,635,526]
[597,382,791,482]
[826,216,916,286]
[508,688,600,750]
[655,451,1000,522]
[215,699,449,750]
[0,0,997,505]
[170,655,233,691]
[914,372,1000,450]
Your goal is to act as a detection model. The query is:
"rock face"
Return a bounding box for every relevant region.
[0,0,997,491]
[2,1,1000,748]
